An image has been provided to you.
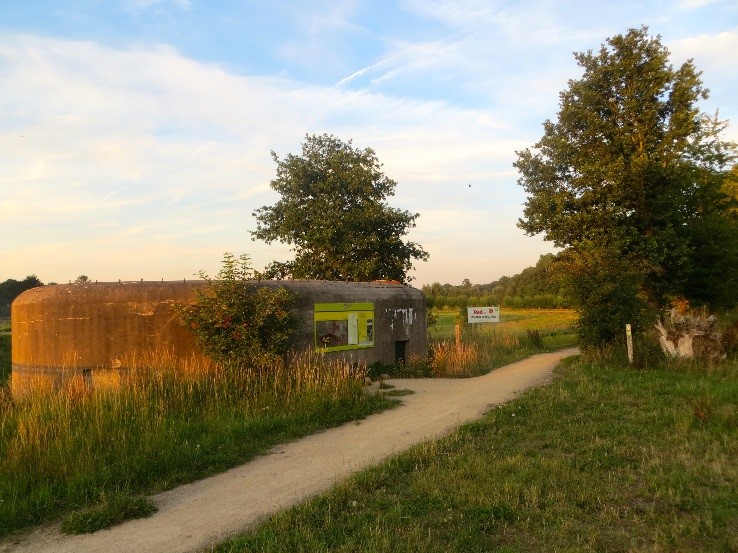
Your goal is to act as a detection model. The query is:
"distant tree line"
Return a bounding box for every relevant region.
[422,254,571,310]
[0,276,43,319]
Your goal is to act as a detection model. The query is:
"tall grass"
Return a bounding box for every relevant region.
[0,351,395,537]
[426,331,534,377]
[408,308,578,378]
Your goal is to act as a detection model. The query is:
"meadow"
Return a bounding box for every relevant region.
[409,308,578,378]
[0,308,576,538]
[0,353,396,537]
[428,307,578,343]
[216,355,738,552]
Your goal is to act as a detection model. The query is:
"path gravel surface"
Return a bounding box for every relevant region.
[2,348,577,553]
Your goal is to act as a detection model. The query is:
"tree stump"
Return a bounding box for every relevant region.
[654,308,725,362]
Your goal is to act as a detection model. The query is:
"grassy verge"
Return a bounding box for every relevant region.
[60,494,157,534]
[216,356,738,552]
[0,354,397,538]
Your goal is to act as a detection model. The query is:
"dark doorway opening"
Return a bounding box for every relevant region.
[394,340,408,365]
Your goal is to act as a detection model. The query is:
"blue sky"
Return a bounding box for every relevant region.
[2,0,737,286]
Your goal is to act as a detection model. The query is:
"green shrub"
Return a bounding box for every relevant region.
[178,253,296,367]
[566,256,654,351]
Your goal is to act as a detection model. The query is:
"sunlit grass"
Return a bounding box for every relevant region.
[60,494,157,534]
[216,356,738,552]
[429,308,577,341]
[0,351,396,537]
[417,308,578,378]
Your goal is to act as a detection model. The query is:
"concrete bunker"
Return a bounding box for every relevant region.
[11,280,427,394]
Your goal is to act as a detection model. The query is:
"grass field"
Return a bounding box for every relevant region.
[429,308,577,345]
[0,354,397,537]
[216,355,738,552]
[409,308,578,379]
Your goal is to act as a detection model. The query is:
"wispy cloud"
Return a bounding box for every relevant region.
[674,0,720,9]
[0,32,538,284]
[336,59,391,87]
[2,0,736,286]
[668,29,738,71]
[276,0,366,75]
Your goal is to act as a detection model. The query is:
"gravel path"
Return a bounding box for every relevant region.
[2,348,577,553]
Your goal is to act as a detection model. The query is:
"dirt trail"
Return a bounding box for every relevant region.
[2,348,577,553]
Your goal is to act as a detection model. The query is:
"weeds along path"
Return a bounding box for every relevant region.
[2,348,577,553]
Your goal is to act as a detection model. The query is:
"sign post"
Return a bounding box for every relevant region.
[626,324,634,364]
[467,306,500,324]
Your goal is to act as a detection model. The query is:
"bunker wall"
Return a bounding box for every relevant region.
[11,280,426,394]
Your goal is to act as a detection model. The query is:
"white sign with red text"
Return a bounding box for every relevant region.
[467,306,500,323]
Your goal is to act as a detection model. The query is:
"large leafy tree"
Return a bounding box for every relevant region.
[515,27,737,347]
[252,133,428,283]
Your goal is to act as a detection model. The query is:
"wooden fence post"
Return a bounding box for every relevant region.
[626,324,634,364]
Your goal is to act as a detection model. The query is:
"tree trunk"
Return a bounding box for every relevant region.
[654,308,725,362]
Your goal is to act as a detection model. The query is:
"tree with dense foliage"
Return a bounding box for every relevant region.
[178,253,296,367]
[252,134,428,284]
[514,27,738,348]
[0,275,43,318]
